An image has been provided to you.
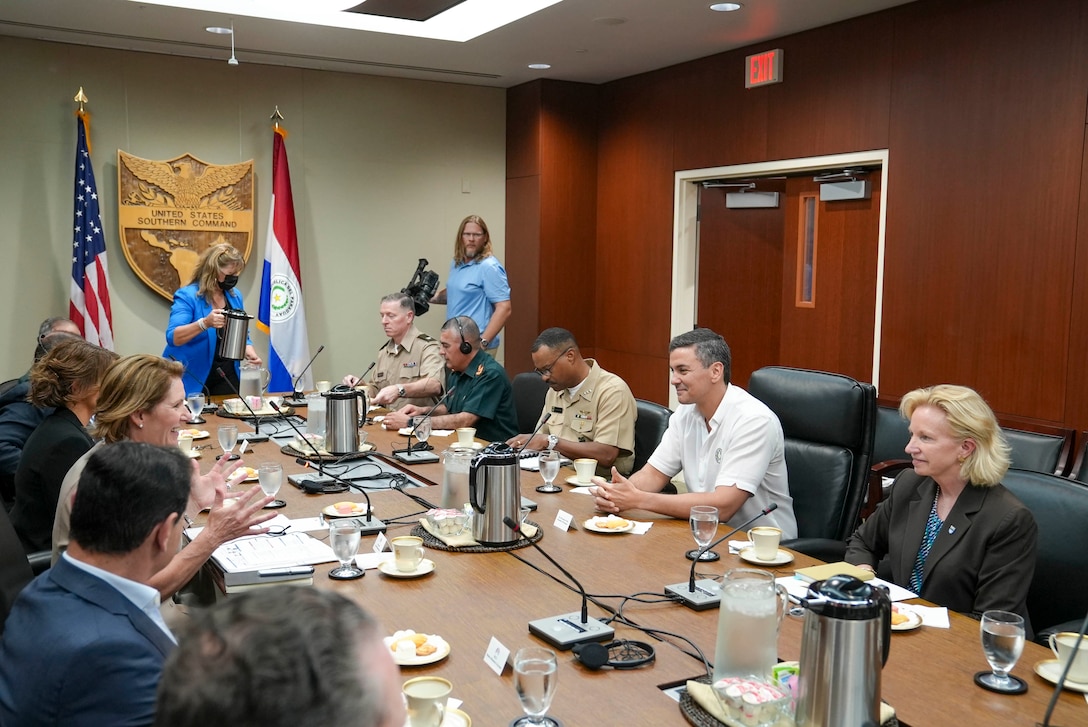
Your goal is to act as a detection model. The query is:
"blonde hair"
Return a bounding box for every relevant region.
[92,355,185,443]
[900,384,1010,486]
[27,338,117,408]
[452,215,492,263]
[190,243,245,300]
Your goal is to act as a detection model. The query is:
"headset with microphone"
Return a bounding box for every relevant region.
[455,317,472,355]
[571,639,656,671]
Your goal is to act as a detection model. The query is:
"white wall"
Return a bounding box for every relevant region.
[0,36,506,382]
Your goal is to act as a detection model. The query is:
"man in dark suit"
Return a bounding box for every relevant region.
[0,441,189,726]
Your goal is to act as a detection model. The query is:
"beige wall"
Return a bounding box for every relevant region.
[0,36,506,382]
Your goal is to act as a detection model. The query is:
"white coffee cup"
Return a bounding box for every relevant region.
[392,535,424,573]
[456,427,476,446]
[1049,632,1088,682]
[403,676,450,727]
[176,432,194,455]
[574,458,597,484]
[315,380,332,393]
[747,526,782,561]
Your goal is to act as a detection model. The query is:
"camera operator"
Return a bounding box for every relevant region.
[342,292,444,411]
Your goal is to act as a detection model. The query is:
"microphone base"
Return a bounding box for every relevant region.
[528,612,615,651]
[350,517,387,536]
[393,450,440,464]
[238,432,270,443]
[665,579,722,610]
[288,472,344,490]
[283,397,308,408]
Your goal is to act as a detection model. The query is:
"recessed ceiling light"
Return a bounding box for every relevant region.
[205,25,233,34]
[528,63,551,70]
[710,2,743,11]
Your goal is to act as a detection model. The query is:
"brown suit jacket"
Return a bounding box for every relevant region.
[846,470,1037,633]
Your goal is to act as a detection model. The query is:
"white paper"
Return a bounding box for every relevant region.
[776,575,920,605]
[211,531,337,572]
[554,510,573,531]
[870,577,918,602]
[286,516,326,532]
[909,604,950,628]
[728,539,753,554]
[484,636,510,676]
[355,551,395,570]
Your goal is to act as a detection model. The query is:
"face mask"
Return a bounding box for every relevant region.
[218,274,239,291]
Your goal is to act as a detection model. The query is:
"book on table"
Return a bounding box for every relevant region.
[208,531,336,586]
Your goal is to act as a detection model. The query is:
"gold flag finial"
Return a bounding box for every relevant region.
[74,87,89,113]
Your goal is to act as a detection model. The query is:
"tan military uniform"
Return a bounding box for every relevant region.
[365,324,445,410]
[539,359,637,476]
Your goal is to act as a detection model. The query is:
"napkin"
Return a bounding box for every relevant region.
[355,551,394,570]
[686,679,896,726]
[908,604,950,628]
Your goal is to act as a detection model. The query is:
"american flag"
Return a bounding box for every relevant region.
[69,112,114,350]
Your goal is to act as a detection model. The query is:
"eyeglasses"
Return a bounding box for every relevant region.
[461,232,485,239]
[534,346,573,378]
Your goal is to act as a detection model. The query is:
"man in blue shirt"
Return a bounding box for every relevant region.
[0,442,188,727]
[431,215,511,353]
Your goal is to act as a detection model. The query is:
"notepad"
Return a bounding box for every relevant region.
[794,561,875,583]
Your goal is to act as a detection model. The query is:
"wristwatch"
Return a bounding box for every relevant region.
[480,338,490,349]
[546,434,559,451]
[397,385,406,398]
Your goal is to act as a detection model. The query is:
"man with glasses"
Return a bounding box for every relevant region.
[592,328,797,535]
[430,215,511,354]
[383,316,518,442]
[506,328,636,477]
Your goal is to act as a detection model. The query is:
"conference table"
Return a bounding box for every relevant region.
[193,409,1086,726]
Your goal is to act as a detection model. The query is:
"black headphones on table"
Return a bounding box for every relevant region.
[572,639,656,670]
[455,317,472,355]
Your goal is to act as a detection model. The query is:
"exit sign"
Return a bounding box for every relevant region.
[745,49,783,88]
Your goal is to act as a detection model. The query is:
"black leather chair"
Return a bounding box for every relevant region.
[1001,469,1088,641]
[511,372,550,435]
[1071,432,1088,484]
[1003,425,1073,476]
[863,403,913,518]
[633,399,671,473]
[0,504,35,635]
[747,367,876,555]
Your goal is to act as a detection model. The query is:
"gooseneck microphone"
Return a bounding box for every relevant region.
[284,344,325,406]
[504,516,616,650]
[514,411,553,457]
[215,367,269,443]
[294,458,386,536]
[665,503,779,610]
[349,361,377,389]
[393,385,457,463]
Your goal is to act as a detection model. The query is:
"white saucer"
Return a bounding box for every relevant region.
[403,707,471,727]
[450,441,484,450]
[184,449,201,459]
[739,548,794,566]
[565,475,595,486]
[378,558,435,579]
[1034,659,1088,693]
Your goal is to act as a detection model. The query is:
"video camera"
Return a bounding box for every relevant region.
[402,258,440,317]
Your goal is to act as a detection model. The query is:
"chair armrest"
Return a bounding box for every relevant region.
[781,538,847,562]
[861,460,913,519]
[26,550,52,576]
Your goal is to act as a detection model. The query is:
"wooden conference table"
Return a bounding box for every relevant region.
[195,411,1085,726]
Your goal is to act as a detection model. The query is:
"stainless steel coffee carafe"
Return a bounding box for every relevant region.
[468,445,520,545]
[796,575,891,727]
[324,388,360,454]
[216,308,253,360]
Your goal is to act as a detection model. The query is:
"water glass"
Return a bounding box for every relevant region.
[688,505,719,561]
[536,449,561,494]
[413,416,432,446]
[258,462,284,507]
[186,392,205,422]
[513,647,558,726]
[978,610,1025,691]
[328,520,363,579]
[217,424,238,458]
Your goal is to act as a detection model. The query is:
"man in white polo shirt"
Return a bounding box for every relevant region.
[592,328,796,537]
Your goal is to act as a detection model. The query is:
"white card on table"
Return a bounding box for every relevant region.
[484,636,510,676]
[373,531,389,553]
[238,439,249,455]
[554,510,573,531]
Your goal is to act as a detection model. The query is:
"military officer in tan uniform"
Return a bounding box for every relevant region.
[342,293,444,411]
[507,328,637,476]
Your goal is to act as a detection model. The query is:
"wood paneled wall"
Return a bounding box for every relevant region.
[507,0,1088,432]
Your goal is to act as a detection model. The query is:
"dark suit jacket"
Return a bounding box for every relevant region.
[0,556,175,726]
[9,407,92,553]
[846,470,1037,632]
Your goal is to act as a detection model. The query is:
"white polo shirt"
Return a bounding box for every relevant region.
[647,384,797,538]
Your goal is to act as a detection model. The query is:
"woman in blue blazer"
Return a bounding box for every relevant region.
[163,243,260,396]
